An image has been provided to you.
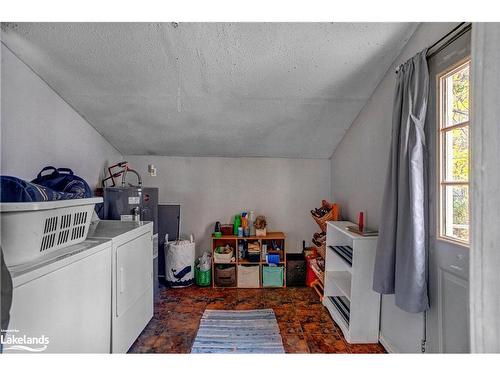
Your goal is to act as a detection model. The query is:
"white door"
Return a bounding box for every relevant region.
[116,232,152,317]
[112,231,153,353]
[426,28,471,353]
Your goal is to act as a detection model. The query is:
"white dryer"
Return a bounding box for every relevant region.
[5,239,112,353]
[87,220,153,353]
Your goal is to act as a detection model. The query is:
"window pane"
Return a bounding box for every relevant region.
[444,64,469,127]
[443,126,469,181]
[443,184,469,242]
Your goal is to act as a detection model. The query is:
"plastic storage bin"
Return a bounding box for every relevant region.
[0,198,102,266]
[195,267,211,286]
[237,265,260,288]
[213,247,234,263]
[262,265,284,287]
[215,265,236,287]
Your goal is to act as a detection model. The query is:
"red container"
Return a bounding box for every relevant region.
[305,255,318,287]
[220,224,234,236]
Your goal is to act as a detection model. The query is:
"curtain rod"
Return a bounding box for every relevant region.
[395,22,472,74]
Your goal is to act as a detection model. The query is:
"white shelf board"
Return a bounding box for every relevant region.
[326,245,353,273]
[326,221,378,241]
[323,297,350,339]
[326,271,352,301]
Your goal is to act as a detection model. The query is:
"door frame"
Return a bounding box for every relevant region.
[425,29,471,353]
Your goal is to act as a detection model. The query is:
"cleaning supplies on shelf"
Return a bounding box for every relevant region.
[233,214,241,235]
[214,221,222,238]
[241,212,250,237]
[249,211,255,236]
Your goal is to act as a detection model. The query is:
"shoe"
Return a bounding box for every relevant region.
[317,258,325,271]
[312,238,325,247]
[310,209,320,217]
[311,206,330,218]
[316,234,326,243]
[321,200,333,210]
[313,231,326,240]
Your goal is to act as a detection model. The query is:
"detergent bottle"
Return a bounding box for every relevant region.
[233,214,241,235]
[249,211,255,236]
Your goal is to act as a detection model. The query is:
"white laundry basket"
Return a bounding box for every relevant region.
[0,197,102,266]
[165,235,195,288]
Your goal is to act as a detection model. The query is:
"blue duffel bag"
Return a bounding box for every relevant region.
[31,167,92,199]
[0,176,80,202]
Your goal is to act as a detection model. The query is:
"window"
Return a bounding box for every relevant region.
[438,59,471,244]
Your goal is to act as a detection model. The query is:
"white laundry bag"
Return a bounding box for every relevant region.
[165,234,195,287]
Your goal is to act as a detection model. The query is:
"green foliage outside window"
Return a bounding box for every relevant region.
[446,65,470,242]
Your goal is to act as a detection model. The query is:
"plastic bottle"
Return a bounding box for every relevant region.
[249,211,255,236]
[241,212,249,237]
[233,215,241,235]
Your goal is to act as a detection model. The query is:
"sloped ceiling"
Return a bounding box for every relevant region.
[1,23,418,158]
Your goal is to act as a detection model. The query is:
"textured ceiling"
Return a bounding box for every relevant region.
[1,23,418,158]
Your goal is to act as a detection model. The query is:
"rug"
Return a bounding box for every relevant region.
[191,309,285,353]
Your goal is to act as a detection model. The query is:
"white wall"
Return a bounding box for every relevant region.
[330,23,459,353]
[126,155,331,256]
[1,44,122,188]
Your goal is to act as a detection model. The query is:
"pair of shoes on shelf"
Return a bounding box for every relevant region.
[313,231,326,240]
[312,237,325,247]
[311,206,331,218]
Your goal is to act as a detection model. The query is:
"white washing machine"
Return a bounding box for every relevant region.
[87,220,153,353]
[5,239,112,353]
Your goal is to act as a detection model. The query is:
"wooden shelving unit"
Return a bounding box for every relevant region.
[323,221,381,344]
[211,232,286,288]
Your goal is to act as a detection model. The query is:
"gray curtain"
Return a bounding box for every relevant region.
[373,49,429,313]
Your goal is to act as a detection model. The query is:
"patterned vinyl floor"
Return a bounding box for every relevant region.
[128,285,386,354]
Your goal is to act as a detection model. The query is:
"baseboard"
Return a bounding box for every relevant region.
[379,334,397,354]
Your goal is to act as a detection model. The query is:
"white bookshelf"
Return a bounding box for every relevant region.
[323,221,381,344]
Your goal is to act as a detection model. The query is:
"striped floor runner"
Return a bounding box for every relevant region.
[191,309,285,353]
